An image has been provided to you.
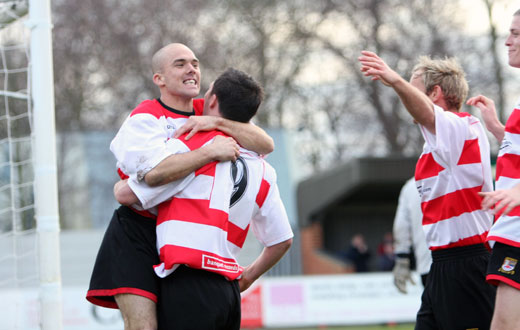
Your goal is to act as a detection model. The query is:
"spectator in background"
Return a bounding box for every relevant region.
[377,232,395,271]
[393,177,432,294]
[342,233,371,272]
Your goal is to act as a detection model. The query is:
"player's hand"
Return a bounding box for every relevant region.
[393,257,414,294]
[174,116,220,140]
[466,95,499,127]
[479,184,520,216]
[206,135,239,162]
[238,267,254,292]
[358,50,401,87]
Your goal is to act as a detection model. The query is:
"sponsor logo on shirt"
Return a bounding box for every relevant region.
[202,255,240,273]
[498,257,517,275]
[499,139,511,152]
[416,185,431,198]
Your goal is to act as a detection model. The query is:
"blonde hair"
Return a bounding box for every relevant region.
[412,56,468,111]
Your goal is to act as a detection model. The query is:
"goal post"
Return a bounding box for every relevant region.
[29,0,63,328]
[0,0,62,328]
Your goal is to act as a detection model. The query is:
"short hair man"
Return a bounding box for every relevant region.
[87,43,274,330]
[116,68,293,329]
[359,52,496,329]
[467,9,520,329]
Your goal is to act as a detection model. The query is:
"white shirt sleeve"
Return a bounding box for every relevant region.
[393,178,416,255]
[419,105,469,167]
[127,138,197,209]
[251,166,294,247]
[110,113,175,181]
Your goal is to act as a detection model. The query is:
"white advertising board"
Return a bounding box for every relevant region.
[1,272,422,329]
[0,287,123,330]
[243,272,423,328]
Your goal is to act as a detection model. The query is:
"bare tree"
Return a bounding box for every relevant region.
[481,0,507,123]
[50,0,507,202]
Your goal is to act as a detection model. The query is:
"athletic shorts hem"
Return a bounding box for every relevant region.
[488,235,520,248]
[86,287,158,309]
[486,274,520,290]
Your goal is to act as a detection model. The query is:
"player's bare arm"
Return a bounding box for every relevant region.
[359,50,436,132]
[467,95,505,142]
[174,115,274,155]
[238,238,292,292]
[144,135,239,187]
[479,183,520,216]
[114,179,140,206]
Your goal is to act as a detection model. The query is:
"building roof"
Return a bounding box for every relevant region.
[296,156,418,227]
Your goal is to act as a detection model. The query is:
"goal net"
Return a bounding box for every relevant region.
[0,0,36,292]
[0,0,62,329]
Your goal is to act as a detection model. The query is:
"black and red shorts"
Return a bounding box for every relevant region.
[487,242,520,290]
[86,206,159,309]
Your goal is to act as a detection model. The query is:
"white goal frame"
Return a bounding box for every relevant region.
[0,0,63,328]
[29,0,62,328]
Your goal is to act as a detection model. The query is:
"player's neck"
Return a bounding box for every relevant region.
[159,94,193,113]
[434,99,458,113]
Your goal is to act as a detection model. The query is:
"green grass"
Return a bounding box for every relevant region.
[258,324,415,330]
[247,324,415,330]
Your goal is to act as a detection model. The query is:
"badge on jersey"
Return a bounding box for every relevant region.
[498,257,517,275]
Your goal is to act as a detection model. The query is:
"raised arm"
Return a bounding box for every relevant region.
[359,51,436,133]
[174,116,274,155]
[467,95,505,142]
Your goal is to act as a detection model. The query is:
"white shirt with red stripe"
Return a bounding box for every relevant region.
[487,99,520,248]
[415,105,493,251]
[128,130,293,280]
[109,98,203,217]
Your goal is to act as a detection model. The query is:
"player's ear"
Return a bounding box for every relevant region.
[209,93,218,109]
[430,85,443,102]
[153,73,164,87]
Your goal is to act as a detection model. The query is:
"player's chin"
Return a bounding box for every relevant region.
[186,89,200,98]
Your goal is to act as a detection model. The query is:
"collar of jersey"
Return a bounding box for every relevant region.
[157,98,196,116]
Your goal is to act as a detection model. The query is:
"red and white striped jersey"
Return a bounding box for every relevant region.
[415,105,493,250]
[487,99,520,248]
[129,130,293,280]
[109,98,203,217]
[111,98,203,180]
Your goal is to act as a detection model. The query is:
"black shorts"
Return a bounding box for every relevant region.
[487,242,520,290]
[158,266,241,330]
[86,206,159,309]
[415,244,496,330]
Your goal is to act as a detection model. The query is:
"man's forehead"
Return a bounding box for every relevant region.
[171,54,198,63]
[511,15,520,30]
[168,45,198,62]
[411,70,423,79]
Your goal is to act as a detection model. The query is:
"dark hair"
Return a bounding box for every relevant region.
[211,68,264,123]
